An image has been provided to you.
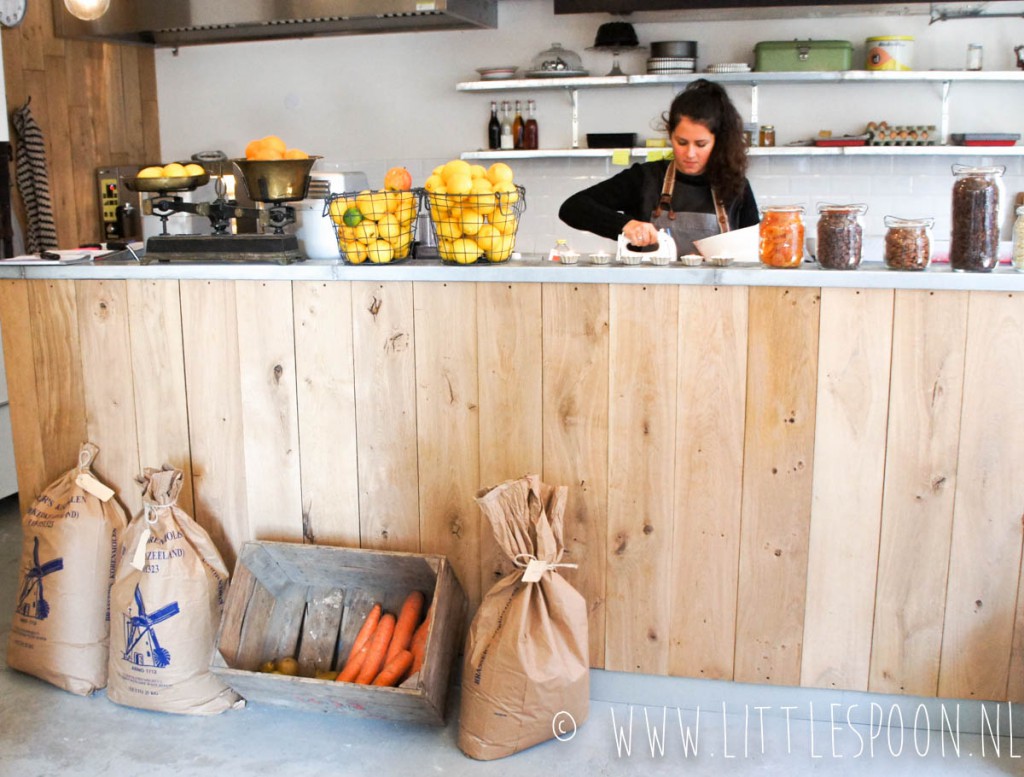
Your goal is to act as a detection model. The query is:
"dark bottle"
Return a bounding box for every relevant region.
[487,101,501,150]
[523,99,539,150]
[512,100,524,150]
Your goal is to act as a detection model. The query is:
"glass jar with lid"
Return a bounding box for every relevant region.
[884,216,934,271]
[816,203,867,270]
[759,205,805,268]
[1012,206,1024,272]
[949,164,1004,272]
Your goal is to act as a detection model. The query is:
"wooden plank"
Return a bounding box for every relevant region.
[74,280,143,518]
[125,280,195,518]
[117,45,145,163]
[939,291,1024,701]
[541,282,609,668]
[43,54,77,250]
[336,588,379,669]
[216,562,258,667]
[670,285,748,681]
[292,281,360,546]
[734,286,819,686]
[801,288,893,691]
[870,290,967,697]
[1008,556,1024,702]
[102,44,129,159]
[476,281,543,596]
[296,587,346,676]
[605,283,678,675]
[235,280,303,543]
[27,280,87,484]
[413,281,481,610]
[235,581,278,671]
[179,280,249,570]
[351,281,420,551]
[136,49,161,161]
[0,280,47,512]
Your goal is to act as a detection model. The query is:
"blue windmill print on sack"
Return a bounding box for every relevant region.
[122,584,179,668]
[16,536,64,620]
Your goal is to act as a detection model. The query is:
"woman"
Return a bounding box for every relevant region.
[559,79,758,256]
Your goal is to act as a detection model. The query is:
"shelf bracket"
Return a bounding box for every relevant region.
[939,80,951,144]
[569,88,580,149]
[750,83,759,126]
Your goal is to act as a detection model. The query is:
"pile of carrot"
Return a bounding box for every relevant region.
[335,590,433,687]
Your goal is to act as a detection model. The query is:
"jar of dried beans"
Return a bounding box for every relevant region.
[949,164,1004,272]
[759,205,805,268]
[884,216,933,271]
[816,203,867,270]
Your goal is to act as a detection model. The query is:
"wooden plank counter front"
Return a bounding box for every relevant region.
[1,269,1023,704]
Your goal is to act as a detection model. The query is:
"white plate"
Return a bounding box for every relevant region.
[524,69,590,78]
[477,67,518,80]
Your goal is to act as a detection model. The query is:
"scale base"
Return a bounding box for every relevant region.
[143,234,302,265]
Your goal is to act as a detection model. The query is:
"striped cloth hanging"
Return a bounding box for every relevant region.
[12,98,58,253]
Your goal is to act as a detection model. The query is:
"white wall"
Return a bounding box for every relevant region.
[155,0,1024,256]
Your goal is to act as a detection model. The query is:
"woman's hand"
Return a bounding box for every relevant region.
[622,219,659,246]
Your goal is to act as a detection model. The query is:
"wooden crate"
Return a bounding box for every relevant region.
[211,540,467,725]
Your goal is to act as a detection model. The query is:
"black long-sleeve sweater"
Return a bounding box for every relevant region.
[558,159,759,241]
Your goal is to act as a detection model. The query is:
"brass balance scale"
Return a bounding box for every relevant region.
[126,153,320,264]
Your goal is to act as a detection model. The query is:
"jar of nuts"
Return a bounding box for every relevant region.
[949,164,1004,272]
[884,216,934,271]
[816,203,867,270]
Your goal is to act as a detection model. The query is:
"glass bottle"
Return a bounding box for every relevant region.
[759,205,805,268]
[949,164,1004,272]
[816,203,867,270]
[512,100,524,150]
[499,100,514,150]
[523,100,539,150]
[759,124,776,147]
[487,101,501,151]
[884,216,934,271]
[1013,206,1024,272]
[549,238,572,262]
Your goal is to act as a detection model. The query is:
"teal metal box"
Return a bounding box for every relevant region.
[754,40,853,72]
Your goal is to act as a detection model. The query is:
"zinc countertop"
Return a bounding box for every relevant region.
[2,254,1024,291]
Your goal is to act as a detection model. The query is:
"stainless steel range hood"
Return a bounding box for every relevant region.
[52,0,498,47]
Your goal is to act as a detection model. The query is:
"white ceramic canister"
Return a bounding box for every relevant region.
[866,36,914,71]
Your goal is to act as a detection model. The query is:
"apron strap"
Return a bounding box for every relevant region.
[652,163,676,221]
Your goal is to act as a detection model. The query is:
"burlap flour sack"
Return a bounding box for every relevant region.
[107,466,241,715]
[459,475,589,760]
[6,442,127,695]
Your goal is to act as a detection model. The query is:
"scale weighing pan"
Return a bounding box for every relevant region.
[232,157,321,202]
[125,172,210,193]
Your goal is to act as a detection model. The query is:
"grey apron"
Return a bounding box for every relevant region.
[651,164,730,257]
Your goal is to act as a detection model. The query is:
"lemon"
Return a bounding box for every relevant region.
[377,214,402,242]
[470,164,488,180]
[442,159,472,186]
[344,241,368,264]
[356,190,389,221]
[451,237,481,265]
[395,195,417,225]
[367,239,394,264]
[490,210,518,235]
[432,164,446,177]
[486,232,515,262]
[161,162,187,178]
[423,174,444,193]
[461,209,484,236]
[136,166,165,179]
[183,163,205,177]
[276,657,299,676]
[435,218,462,241]
[342,206,363,227]
[445,173,473,196]
[476,223,500,252]
[487,162,514,186]
[354,220,378,244]
[493,180,520,205]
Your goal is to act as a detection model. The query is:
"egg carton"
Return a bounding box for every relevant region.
[865,122,938,146]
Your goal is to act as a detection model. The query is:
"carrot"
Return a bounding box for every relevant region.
[347,603,382,663]
[355,612,396,684]
[386,591,425,664]
[372,649,414,687]
[335,642,368,683]
[409,605,433,676]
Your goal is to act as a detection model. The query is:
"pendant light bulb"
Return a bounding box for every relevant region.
[64,0,111,22]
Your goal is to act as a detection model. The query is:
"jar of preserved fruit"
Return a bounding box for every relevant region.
[759,205,805,268]
[816,203,867,270]
[884,216,934,271]
[1012,206,1024,272]
[949,164,1004,272]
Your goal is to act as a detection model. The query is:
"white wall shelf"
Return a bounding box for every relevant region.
[457,70,1024,154]
[461,145,1024,161]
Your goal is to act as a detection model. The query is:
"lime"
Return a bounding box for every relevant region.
[342,207,363,228]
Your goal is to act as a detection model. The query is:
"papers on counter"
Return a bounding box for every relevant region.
[0,246,125,264]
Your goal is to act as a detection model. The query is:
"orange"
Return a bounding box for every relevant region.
[261,135,287,154]
[284,148,309,159]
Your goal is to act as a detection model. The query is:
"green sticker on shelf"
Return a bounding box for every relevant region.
[611,149,631,166]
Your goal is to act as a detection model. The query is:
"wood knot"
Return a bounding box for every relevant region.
[642,524,654,535]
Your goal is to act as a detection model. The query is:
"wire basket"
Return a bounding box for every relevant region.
[324,189,420,264]
[425,184,526,265]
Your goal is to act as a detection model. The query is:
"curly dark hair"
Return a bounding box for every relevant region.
[661,79,748,206]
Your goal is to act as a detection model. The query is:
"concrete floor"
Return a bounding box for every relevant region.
[2,492,1023,776]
